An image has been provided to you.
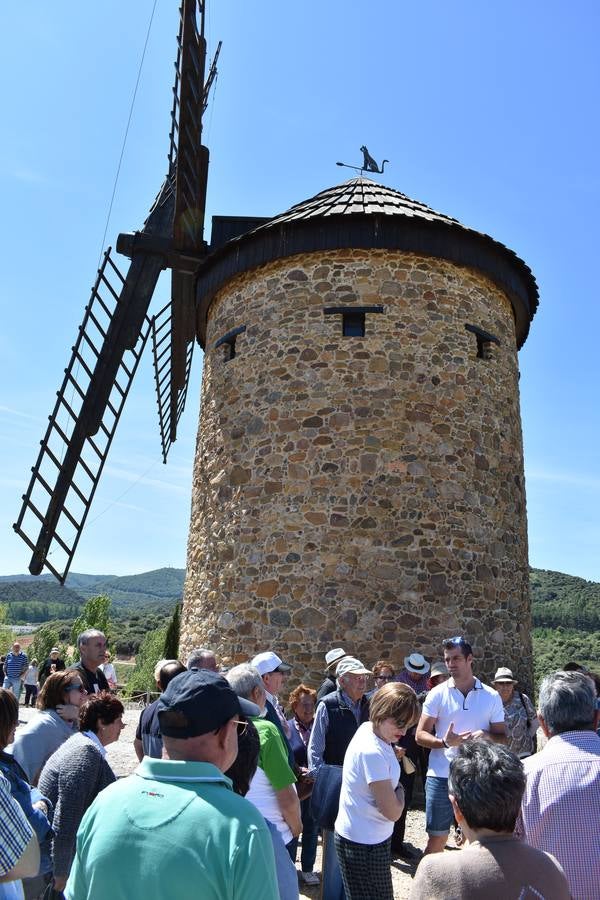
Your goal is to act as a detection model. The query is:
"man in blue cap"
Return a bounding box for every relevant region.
[66,670,279,900]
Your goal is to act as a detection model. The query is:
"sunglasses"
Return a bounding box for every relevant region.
[65,684,87,694]
[444,636,466,646]
[375,675,394,682]
[232,719,248,737]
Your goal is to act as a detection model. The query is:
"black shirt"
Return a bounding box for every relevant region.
[39,657,66,685]
[69,661,109,694]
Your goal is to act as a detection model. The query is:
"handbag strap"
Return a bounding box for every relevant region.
[517,691,531,729]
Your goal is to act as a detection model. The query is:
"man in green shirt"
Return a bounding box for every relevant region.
[65,670,279,900]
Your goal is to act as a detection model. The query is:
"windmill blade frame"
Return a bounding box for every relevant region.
[13,0,215,582]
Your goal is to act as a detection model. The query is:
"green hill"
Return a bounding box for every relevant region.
[530,568,600,680]
[0,568,185,623]
[1,565,599,682]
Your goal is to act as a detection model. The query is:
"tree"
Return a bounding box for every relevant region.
[70,594,112,661]
[0,603,16,652]
[126,626,168,697]
[29,624,65,667]
[163,603,181,661]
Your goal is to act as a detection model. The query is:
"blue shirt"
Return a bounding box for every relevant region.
[5,652,28,679]
[0,772,32,877]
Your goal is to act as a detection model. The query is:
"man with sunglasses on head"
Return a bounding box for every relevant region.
[416,636,506,855]
[65,669,278,900]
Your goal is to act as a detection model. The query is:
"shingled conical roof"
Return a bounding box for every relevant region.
[260,177,463,228]
[197,177,538,348]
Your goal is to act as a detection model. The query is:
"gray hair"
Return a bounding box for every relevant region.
[186,648,217,670]
[77,629,105,649]
[538,670,597,735]
[226,664,263,700]
[448,741,525,832]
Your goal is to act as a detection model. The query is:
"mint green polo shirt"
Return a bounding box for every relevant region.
[65,758,278,900]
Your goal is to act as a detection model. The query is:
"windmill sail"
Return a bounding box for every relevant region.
[151,301,194,464]
[14,247,154,583]
[154,1,216,459]
[14,0,215,582]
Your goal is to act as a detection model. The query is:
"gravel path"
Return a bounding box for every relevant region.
[17,704,428,898]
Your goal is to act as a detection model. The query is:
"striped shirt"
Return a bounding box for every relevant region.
[4,651,28,679]
[0,772,33,876]
[517,730,600,900]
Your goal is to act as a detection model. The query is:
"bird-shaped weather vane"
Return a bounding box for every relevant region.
[337,145,389,175]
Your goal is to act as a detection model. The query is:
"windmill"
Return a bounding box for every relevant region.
[13,1,220,584]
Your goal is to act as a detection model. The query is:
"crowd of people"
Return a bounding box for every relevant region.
[0,629,599,900]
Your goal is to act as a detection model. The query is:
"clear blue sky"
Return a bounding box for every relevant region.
[1,2,599,582]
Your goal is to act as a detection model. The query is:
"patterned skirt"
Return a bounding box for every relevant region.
[334,832,393,900]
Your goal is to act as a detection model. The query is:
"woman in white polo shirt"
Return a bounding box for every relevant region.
[334,683,420,900]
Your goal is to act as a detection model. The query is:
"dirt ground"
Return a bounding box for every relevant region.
[17,704,431,898]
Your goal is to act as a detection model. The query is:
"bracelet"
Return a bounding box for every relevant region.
[441,739,448,749]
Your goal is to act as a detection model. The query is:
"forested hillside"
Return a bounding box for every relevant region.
[530,568,600,679]
[1,566,599,681]
[0,568,184,623]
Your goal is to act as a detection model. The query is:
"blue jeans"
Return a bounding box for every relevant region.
[288,797,320,872]
[322,828,346,900]
[425,775,453,836]
[3,676,22,701]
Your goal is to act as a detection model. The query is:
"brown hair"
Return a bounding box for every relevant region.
[37,670,83,710]
[0,688,19,748]
[79,692,124,734]
[369,682,419,729]
[288,683,317,709]
[373,660,396,678]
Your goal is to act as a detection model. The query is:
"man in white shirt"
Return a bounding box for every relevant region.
[416,636,506,854]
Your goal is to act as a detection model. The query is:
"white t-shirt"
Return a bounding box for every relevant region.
[246,766,293,845]
[423,677,505,778]
[335,722,401,845]
[99,662,117,685]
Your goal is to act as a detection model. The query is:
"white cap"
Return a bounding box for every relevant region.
[250,651,292,676]
[336,657,373,678]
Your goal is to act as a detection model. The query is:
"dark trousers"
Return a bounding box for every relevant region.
[334,833,393,900]
[390,764,415,850]
[24,684,38,707]
[288,797,320,872]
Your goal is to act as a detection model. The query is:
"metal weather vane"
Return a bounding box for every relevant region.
[337,145,389,175]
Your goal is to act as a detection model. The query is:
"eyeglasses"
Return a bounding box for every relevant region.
[232,719,248,737]
[65,684,87,694]
[375,675,394,682]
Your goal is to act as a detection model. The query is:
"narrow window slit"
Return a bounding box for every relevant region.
[465,324,500,359]
[324,305,384,337]
[215,325,246,361]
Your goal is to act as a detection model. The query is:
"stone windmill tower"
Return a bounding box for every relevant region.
[180,176,538,686]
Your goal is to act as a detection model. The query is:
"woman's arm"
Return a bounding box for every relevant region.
[369,779,405,822]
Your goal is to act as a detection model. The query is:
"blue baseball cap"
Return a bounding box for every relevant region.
[157,669,260,738]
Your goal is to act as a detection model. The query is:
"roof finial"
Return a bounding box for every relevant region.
[336,145,389,175]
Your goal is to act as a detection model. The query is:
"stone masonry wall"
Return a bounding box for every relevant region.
[181,249,532,689]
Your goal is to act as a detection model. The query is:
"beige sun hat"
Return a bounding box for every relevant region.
[430,662,449,679]
[325,648,349,671]
[493,666,517,683]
